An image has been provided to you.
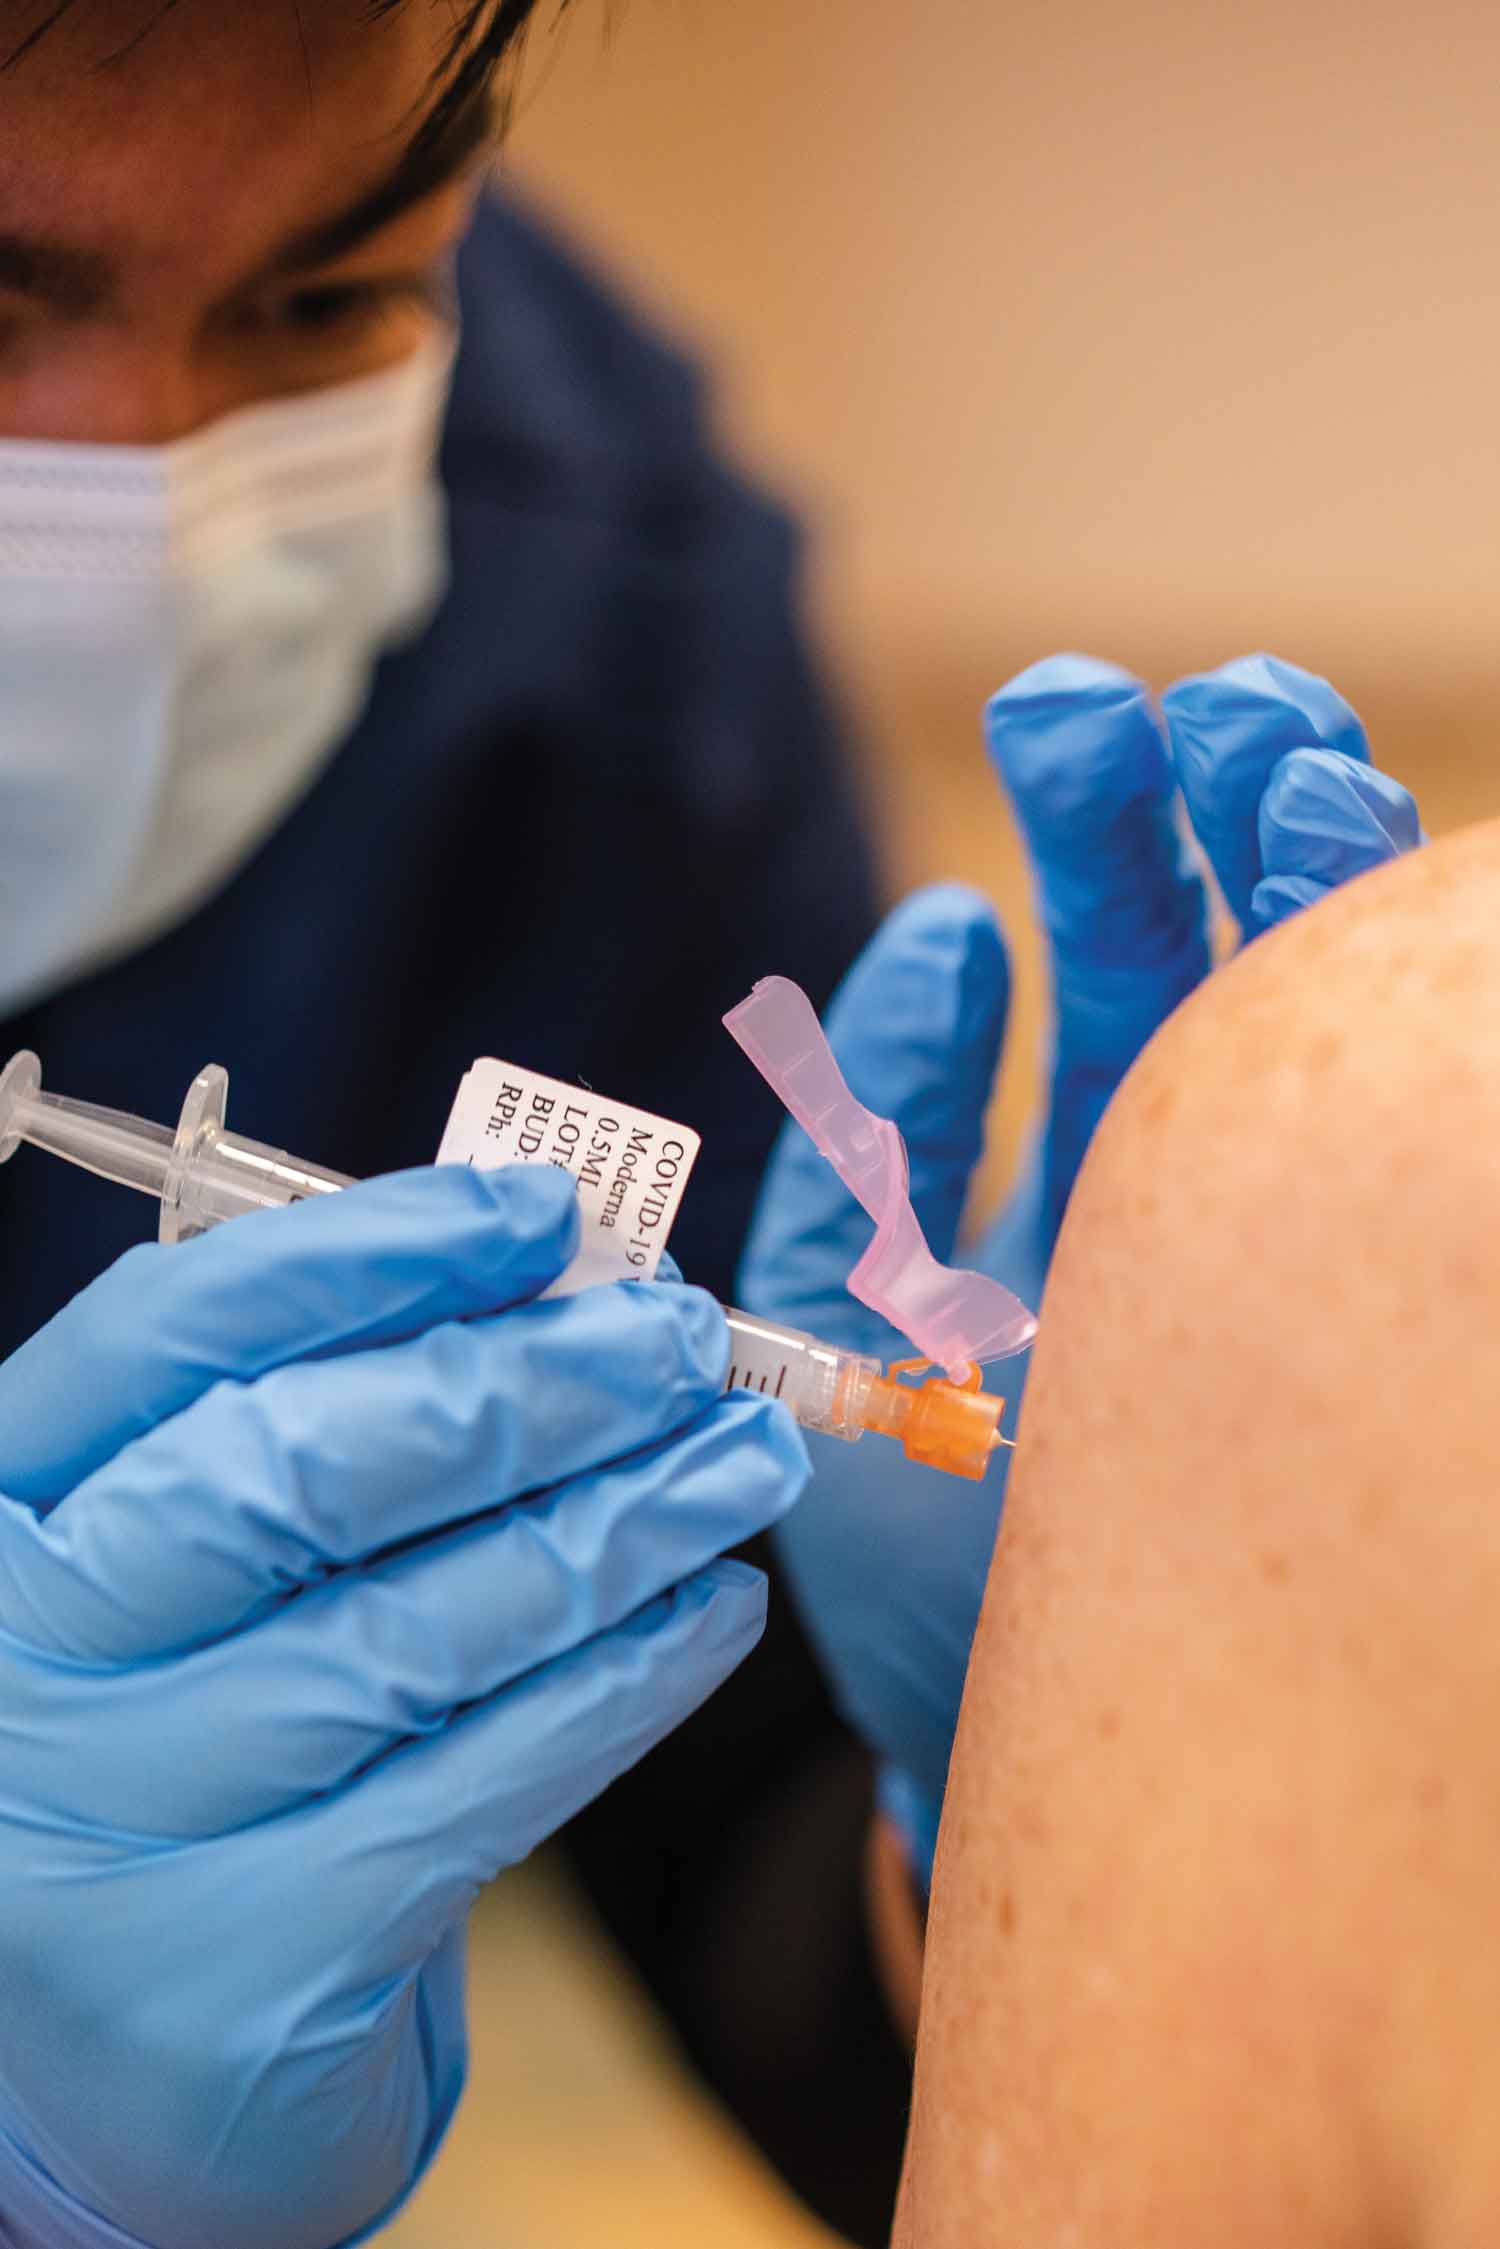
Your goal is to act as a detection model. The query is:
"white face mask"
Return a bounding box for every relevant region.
[0,338,453,1017]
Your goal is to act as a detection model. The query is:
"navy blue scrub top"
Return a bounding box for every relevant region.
[0,190,879,1347]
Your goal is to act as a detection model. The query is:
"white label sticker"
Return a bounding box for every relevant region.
[436,1060,701,1293]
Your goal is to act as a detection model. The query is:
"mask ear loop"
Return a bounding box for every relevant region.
[723,974,1037,1374]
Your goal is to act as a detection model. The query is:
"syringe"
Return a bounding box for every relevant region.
[0,1051,1012,1481]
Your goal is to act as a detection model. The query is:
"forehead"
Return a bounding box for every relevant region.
[0,0,456,274]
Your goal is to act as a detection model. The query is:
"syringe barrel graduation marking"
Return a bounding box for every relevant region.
[721,1308,881,1441]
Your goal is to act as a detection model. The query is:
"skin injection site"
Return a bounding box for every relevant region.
[0,2,1497,2246]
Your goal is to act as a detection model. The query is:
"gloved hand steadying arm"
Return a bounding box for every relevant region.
[0,1165,807,2249]
[740,652,1424,1885]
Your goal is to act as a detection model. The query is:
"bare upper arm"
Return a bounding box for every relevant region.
[899,820,1500,2248]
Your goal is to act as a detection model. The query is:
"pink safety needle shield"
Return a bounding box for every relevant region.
[724,975,1038,1379]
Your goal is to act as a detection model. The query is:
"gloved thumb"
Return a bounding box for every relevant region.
[739,885,1009,1347]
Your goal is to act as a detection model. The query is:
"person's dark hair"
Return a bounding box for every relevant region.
[2,0,562,148]
[370,0,565,153]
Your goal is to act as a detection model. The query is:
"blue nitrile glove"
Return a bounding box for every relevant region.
[1161,651,1426,928]
[740,651,1423,1887]
[0,1165,807,2249]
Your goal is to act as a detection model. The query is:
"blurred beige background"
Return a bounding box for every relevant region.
[504,0,1500,760]
[390,3,1500,2242]
[505,0,1500,1184]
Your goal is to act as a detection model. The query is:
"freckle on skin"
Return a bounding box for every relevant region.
[1096,1708,1121,1739]
[1353,1479,1392,1534]
[999,1892,1016,1937]
[1260,1551,1291,1586]
[1012,1803,1052,1846]
[1136,1079,1177,1132]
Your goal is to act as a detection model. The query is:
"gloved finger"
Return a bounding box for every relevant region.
[1161,653,1370,931]
[1249,872,1329,922]
[776,1431,996,1811]
[0,1164,580,1516]
[1,1397,807,1835]
[985,655,1211,1239]
[738,885,1009,1346]
[255,1561,770,1980]
[0,1280,736,1663]
[1250,747,1425,930]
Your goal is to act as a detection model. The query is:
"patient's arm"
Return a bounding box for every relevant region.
[898,818,1500,2248]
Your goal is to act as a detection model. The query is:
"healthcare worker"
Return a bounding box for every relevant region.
[0,3,1428,2247]
[0,1,884,2236]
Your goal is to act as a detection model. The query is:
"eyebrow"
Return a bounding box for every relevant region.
[0,88,492,318]
[0,232,115,315]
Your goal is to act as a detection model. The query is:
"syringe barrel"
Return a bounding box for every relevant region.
[155,1063,355,1241]
[171,1132,353,1236]
[721,1308,878,1442]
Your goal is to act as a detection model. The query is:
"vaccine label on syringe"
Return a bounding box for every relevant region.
[436,1060,700,1293]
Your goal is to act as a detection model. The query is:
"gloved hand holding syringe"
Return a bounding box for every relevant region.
[0,974,1036,1487]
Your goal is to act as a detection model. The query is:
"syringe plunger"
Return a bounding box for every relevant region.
[0,1051,350,1243]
